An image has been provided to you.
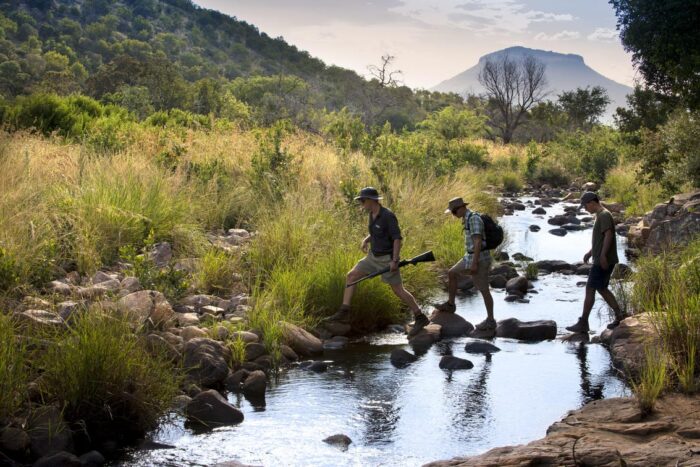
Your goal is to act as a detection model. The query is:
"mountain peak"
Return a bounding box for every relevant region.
[478,46,585,65]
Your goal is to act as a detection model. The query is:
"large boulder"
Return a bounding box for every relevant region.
[280,322,323,356]
[629,190,700,251]
[429,311,474,337]
[183,338,231,387]
[117,290,174,328]
[241,370,267,397]
[496,318,557,341]
[185,390,244,427]
[244,343,268,361]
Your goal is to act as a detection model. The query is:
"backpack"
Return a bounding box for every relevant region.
[467,212,504,251]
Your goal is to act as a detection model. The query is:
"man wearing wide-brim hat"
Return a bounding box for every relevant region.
[436,197,496,331]
[325,186,430,337]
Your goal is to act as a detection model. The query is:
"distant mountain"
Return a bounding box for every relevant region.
[432,46,632,119]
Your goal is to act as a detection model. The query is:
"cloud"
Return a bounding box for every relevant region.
[588,27,619,42]
[534,30,581,41]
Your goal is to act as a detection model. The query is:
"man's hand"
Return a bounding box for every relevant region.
[583,252,591,264]
[600,256,609,270]
[361,239,369,253]
[470,261,479,274]
[390,260,399,272]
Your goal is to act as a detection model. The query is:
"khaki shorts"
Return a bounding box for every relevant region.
[449,257,491,292]
[354,251,402,285]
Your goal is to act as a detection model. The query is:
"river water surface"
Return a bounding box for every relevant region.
[120,198,629,467]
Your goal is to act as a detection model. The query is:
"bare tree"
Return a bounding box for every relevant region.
[478,53,548,143]
[368,54,403,88]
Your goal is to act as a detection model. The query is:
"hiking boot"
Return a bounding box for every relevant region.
[565,317,590,334]
[325,305,351,324]
[606,319,621,330]
[407,313,430,338]
[434,301,457,313]
[475,317,497,331]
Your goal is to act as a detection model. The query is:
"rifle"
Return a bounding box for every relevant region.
[345,251,436,287]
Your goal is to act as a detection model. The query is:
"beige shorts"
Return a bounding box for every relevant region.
[449,257,491,292]
[354,251,402,285]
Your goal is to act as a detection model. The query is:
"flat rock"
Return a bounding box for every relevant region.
[535,260,573,272]
[464,339,500,354]
[16,310,65,331]
[390,349,418,367]
[496,318,557,341]
[429,311,474,337]
[439,355,474,370]
[185,390,244,427]
[117,290,174,328]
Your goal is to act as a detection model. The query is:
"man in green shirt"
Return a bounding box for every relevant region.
[566,192,626,333]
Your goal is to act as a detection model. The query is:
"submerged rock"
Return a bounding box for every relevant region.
[390,349,418,367]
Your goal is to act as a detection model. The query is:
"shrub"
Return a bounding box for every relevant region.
[120,243,189,301]
[39,311,179,442]
[0,315,26,420]
[194,248,238,295]
[525,262,538,280]
[602,164,665,217]
[501,172,523,193]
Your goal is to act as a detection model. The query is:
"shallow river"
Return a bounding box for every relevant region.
[119,198,629,467]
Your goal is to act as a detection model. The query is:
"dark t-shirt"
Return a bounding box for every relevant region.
[592,208,619,266]
[368,206,402,256]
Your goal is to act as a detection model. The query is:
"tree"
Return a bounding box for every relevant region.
[614,84,679,135]
[367,54,403,88]
[558,86,610,129]
[478,53,548,143]
[610,0,700,109]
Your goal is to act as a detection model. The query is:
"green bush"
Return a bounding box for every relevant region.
[631,346,668,414]
[120,243,190,301]
[501,172,523,193]
[551,127,626,183]
[602,164,665,216]
[39,310,179,442]
[194,248,238,294]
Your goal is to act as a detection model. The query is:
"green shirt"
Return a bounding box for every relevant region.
[591,208,618,266]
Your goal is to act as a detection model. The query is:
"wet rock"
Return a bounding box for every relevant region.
[321,320,352,337]
[547,215,574,226]
[548,228,567,236]
[505,276,528,294]
[464,339,500,354]
[27,406,73,458]
[280,322,323,356]
[469,327,496,339]
[117,290,174,328]
[439,355,474,370]
[512,253,533,262]
[535,260,573,272]
[456,274,474,290]
[224,369,250,392]
[496,318,557,341]
[429,311,474,337]
[532,207,546,215]
[489,274,507,288]
[33,451,81,467]
[79,450,105,467]
[185,390,244,427]
[575,263,592,275]
[241,370,266,397]
[408,324,442,354]
[390,349,418,367]
[562,223,586,231]
[504,295,520,302]
[0,427,30,453]
[307,361,328,373]
[172,395,192,412]
[244,343,268,361]
[280,344,298,362]
[528,224,541,232]
[493,251,509,261]
[561,333,590,343]
[489,263,518,280]
[183,338,231,387]
[323,336,349,350]
[323,434,352,451]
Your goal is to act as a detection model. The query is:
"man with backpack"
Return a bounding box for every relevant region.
[435,197,500,331]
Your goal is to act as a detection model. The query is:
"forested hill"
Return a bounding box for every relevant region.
[0,0,450,127]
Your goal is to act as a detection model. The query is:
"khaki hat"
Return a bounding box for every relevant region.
[445,197,468,214]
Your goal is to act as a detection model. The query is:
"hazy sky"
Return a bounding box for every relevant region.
[193,0,637,89]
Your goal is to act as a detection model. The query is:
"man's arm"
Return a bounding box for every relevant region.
[391,239,402,271]
[470,234,482,273]
[361,234,371,252]
[600,229,614,269]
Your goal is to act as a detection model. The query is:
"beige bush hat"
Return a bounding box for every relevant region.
[445,197,468,214]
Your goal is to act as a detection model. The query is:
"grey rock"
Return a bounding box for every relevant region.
[0,427,30,453]
[429,311,474,337]
[323,434,352,451]
[149,242,172,267]
[33,451,81,467]
[281,322,323,356]
[512,253,533,262]
[532,207,547,215]
[563,223,586,231]
[241,370,267,397]
[489,274,507,288]
[48,280,73,295]
[280,344,298,362]
[505,276,529,294]
[323,336,349,350]
[321,320,352,337]
[390,349,418,367]
[183,338,231,387]
[529,224,541,232]
[575,263,593,275]
[117,290,174,328]
[16,310,65,331]
[464,339,501,354]
[145,333,181,362]
[224,369,250,392]
[79,450,106,467]
[489,264,518,280]
[493,251,509,261]
[244,343,268,361]
[185,390,244,427]
[548,228,567,236]
[439,355,474,370]
[535,260,573,272]
[496,318,557,341]
[120,276,142,293]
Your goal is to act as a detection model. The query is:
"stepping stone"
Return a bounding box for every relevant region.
[464,339,501,354]
[390,349,418,368]
[439,355,474,370]
[496,318,557,341]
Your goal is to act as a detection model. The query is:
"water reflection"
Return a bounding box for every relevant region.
[573,342,605,404]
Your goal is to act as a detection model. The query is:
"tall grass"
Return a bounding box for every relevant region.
[602,164,666,217]
[0,315,27,420]
[39,310,179,441]
[631,346,668,414]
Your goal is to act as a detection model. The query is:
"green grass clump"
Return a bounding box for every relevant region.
[602,164,666,217]
[39,310,179,442]
[631,346,668,414]
[194,248,239,295]
[501,172,523,193]
[525,262,538,280]
[0,315,27,420]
